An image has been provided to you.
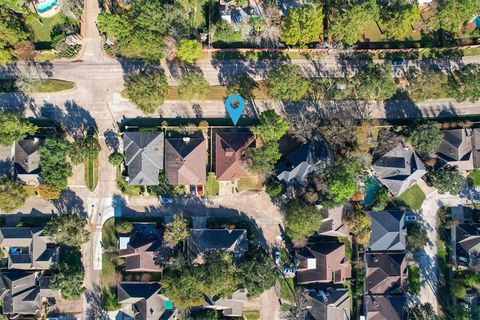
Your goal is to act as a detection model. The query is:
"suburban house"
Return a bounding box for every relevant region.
[0,227,59,270]
[123,131,164,185]
[203,288,248,317]
[364,252,407,295]
[435,128,474,171]
[455,223,480,268]
[0,271,56,317]
[214,130,256,181]
[372,143,427,197]
[366,211,407,252]
[14,138,43,186]
[276,135,334,184]
[117,282,174,320]
[165,134,206,188]
[305,287,350,320]
[118,223,168,272]
[295,240,351,285]
[186,229,249,264]
[363,295,407,320]
[318,206,349,237]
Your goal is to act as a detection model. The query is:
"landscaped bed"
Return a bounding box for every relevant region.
[205,172,219,196]
[396,184,426,210]
[0,79,75,93]
[468,169,480,187]
[237,177,263,193]
[85,155,98,192]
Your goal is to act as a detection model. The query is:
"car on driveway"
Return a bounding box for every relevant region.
[273,247,281,265]
[405,214,417,223]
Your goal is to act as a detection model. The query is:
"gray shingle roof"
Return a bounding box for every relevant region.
[187,229,248,263]
[124,132,164,186]
[14,138,43,174]
[118,282,170,320]
[367,211,407,251]
[372,143,426,196]
[306,288,350,320]
[436,129,473,163]
[0,272,44,315]
[276,136,334,184]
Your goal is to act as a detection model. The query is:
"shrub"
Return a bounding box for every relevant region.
[265,179,285,198]
[115,220,133,234]
[177,39,202,64]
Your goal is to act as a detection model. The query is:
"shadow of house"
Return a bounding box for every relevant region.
[117,282,174,320]
[371,142,427,197]
[186,229,249,264]
[363,294,407,320]
[305,287,350,320]
[14,138,44,186]
[165,134,206,186]
[0,271,56,318]
[366,210,408,252]
[295,239,351,286]
[0,227,59,270]
[118,223,170,273]
[123,131,164,186]
[203,288,249,318]
[276,135,334,185]
[364,252,407,295]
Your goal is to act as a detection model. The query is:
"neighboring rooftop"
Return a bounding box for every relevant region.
[372,143,426,197]
[366,210,407,252]
[365,252,407,295]
[318,206,349,237]
[215,130,256,181]
[14,138,43,185]
[276,135,334,184]
[456,223,480,268]
[306,288,350,320]
[204,288,248,317]
[0,271,55,316]
[118,223,169,272]
[363,295,407,320]
[165,135,206,185]
[0,227,59,270]
[436,129,474,171]
[296,240,351,285]
[123,131,164,185]
[187,229,248,264]
[118,282,173,320]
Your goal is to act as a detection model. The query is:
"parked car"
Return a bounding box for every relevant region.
[161,197,173,204]
[405,214,417,223]
[273,247,280,265]
[282,267,296,278]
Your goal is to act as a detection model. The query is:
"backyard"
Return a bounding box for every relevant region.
[27,13,78,49]
[396,185,426,210]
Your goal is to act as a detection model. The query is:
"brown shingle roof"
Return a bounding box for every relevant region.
[165,136,206,185]
[365,252,407,295]
[215,131,255,181]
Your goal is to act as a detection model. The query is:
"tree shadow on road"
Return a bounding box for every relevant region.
[84,284,110,320]
[104,129,120,152]
[52,188,87,219]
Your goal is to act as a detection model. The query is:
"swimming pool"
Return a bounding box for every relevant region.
[476,16,480,30]
[36,0,58,13]
[363,176,381,206]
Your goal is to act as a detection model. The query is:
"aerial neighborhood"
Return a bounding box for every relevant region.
[1,0,480,319]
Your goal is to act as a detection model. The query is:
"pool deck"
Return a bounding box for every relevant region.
[31,1,61,18]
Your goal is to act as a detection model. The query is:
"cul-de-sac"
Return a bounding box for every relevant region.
[1,0,480,319]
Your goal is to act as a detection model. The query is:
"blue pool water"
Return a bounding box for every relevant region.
[363,176,380,206]
[36,0,58,13]
[476,17,480,30]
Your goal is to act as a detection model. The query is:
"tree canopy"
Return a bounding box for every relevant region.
[381,1,421,40]
[45,214,89,247]
[108,152,124,167]
[430,168,465,195]
[284,200,323,240]
[0,177,26,213]
[0,4,30,62]
[227,73,258,101]
[177,71,209,101]
[343,209,371,246]
[329,0,379,46]
[39,137,73,191]
[406,223,428,252]
[355,63,397,101]
[281,3,323,47]
[267,64,309,101]
[246,141,282,175]
[251,110,289,143]
[69,135,101,165]
[236,246,277,297]
[50,246,85,300]
[323,158,365,207]
[407,122,442,154]
[164,212,190,247]
[446,64,480,103]
[0,113,37,146]
[177,39,202,64]
[124,70,169,114]
[407,265,421,295]
[432,0,480,33]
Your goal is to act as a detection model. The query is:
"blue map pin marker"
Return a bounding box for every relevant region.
[225,95,245,125]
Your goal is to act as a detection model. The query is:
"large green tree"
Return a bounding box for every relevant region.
[161,252,237,308]
[446,64,480,103]
[164,212,190,247]
[406,223,428,252]
[355,63,397,101]
[407,122,442,154]
[50,246,85,300]
[281,3,323,47]
[246,142,282,175]
[324,158,365,207]
[69,135,101,165]
[329,0,379,45]
[124,70,169,114]
[0,5,30,62]
[267,64,309,101]
[251,110,289,143]
[0,177,26,213]
[432,0,480,33]
[236,246,277,297]
[407,265,421,295]
[176,39,202,64]
[406,67,448,101]
[284,200,323,240]
[430,168,466,195]
[45,214,89,246]
[343,209,371,246]
[0,113,36,146]
[177,71,209,101]
[381,1,421,40]
[39,137,72,191]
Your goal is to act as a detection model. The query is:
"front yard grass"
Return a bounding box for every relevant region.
[85,155,98,192]
[33,79,75,92]
[280,277,295,302]
[468,169,480,187]
[26,13,70,44]
[205,172,219,196]
[339,237,352,261]
[24,185,37,196]
[396,184,426,210]
[243,310,260,320]
[102,253,121,311]
[237,177,263,192]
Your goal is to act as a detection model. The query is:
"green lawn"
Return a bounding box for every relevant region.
[205,172,219,196]
[237,177,263,192]
[117,171,142,196]
[85,156,98,192]
[102,253,121,311]
[339,237,352,261]
[243,310,260,320]
[102,218,118,251]
[280,277,295,302]
[33,79,75,92]
[468,169,480,187]
[27,13,67,43]
[396,184,426,210]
